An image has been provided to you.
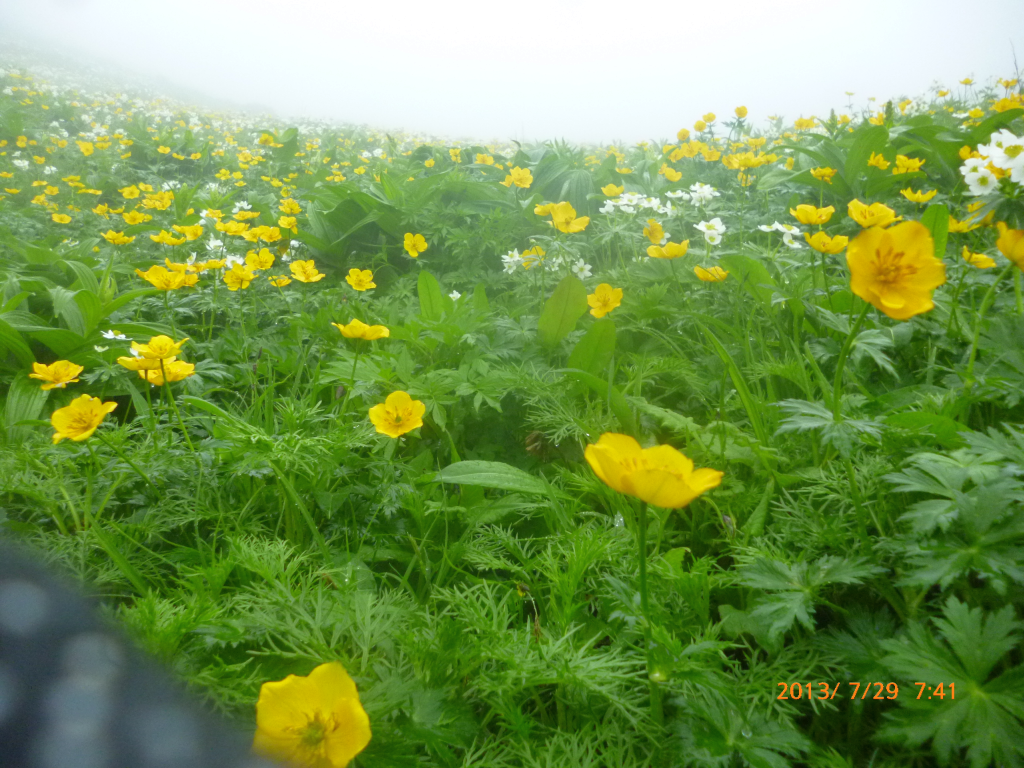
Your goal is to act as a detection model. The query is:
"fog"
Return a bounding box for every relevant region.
[2,0,1022,145]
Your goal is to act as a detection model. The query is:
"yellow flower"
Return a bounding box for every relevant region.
[500,166,533,189]
[702,112,716,123]
[243,226,282,244]
[996,222,1024,269]
[693,120,707,132]
[332,319,390,340]
[449,148,462,163]
[804,231,849,254]
[847,200,900,229]
[660,164,682,182]
[584,433,723,509]
[544,201,590,234]
[961,245,996,269]
[947,215,982,233]
[138,360,195,386]
[646,241,689,259]
[694,265,729,282]
[172,224,204,241]
[29,360,84,390]
[101,230,134,245]
[268,275,292,287]
[279,198,302,215]
[290,260,325,283]
[278,215,297,230]
[960,78,974,85]
[424,158,435,167]
[601,184,623,196]
[136,265,187,290]
[150,230,188,246]
[587,283,622,318]
[122,210,151,225]
[51,394,117,444]
[76,141,94,156]
[846,222,945,320]
[893,155,925,175]
[676,128,690,142]
[735,106,748,118]
[900,188,937,204]
[643,219,665,244]
[790,204,834,225]
[51,213,71,224]
[345,268,376,291]
[810,167,838,184]
[223,264,256,291]
[253,661,371,768]
[369,391,426,438]
[246,248,275,271]
[157,146,171,154]
[794,117,817,130]
[867,152,891,170]
[132,335,189,361]
[404,233,428,258]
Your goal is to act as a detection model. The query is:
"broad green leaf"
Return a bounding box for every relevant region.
[472,283,489,314]
[0,317,34,368]
[436,460,548,495]
[417,270,445,322]
[567,318,616,378]
[4,373,49,444]
[921,203,949,259]
[537,274,588,348]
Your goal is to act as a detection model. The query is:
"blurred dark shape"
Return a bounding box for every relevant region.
[0,538,280,768]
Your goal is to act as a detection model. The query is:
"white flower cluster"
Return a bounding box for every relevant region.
[600,193,674,215]
[960,129,1024,196]
[757,221,804,248]
[694,217,727,245]
[500,248,591,278]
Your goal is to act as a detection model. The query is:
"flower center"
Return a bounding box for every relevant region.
[873,247,917,285]
[298,713,332,750]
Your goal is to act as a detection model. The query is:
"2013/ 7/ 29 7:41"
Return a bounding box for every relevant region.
[777,682,956,701]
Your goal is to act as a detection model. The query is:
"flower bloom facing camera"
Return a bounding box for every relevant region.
[790,204,834,226]
[345,269,376,291]
[136,265,187,291]
[500,166,533,188]
[404,232,428,258]
[332,319,390,341]
[369,391,426,438]
[846,222,945,320]
[585,433,723,509]
[29,360,84,390]
[51,395,117,444]
[290,260,325,283]
[587,283,623,318]
[847,200,900,229]
[139,360,195,386]
[252,661,371,768]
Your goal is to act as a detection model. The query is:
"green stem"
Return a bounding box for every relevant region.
[163,291,177,338]
[962,262,1015,418]
[832,302,871,421]
[159,360,195,453]
[95,432,159,490]
[338,345,361,418]
[636,501,664,726]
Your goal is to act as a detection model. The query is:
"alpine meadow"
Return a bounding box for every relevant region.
[4,52,1024,768]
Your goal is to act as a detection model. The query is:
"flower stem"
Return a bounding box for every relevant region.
[159,360,195,453]
[95,432,159,490]
[163,291,177,338]
[636,501,664,726]
[339,346,361,418]
[961,262,1015,422]
[831,302,871,421]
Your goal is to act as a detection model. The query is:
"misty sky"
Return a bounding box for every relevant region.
[2,0,1022,146]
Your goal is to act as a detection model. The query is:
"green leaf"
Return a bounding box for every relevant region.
[696,321,769,445]
[537,274,588,348]
[557,367,639,439]
[472,282,489,314]
[718,253,776,309]
[843,124,889,191]
[436,460,549,495]
[4,373,49,444]
[921,203,949,259]
[0,317,35,368]
[567,318,616,378]
[417,270,444,322]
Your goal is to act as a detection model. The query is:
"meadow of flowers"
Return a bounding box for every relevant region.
[2,54,1024,768]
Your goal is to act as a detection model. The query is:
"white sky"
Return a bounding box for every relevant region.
[2,0,1022,145]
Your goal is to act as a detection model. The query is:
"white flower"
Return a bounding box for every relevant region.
[965,168,998,196]
[782,233,803,249]
[600,201,617,214]
[960,157,987,176]
[94,346,109,353]
[571,259,593,279]
[372,148,384,157]
[774,222,801,235]
[290,239,301,249]
[501,249,522,274]
[665,190,688,199]
[232,200,251,212]
[43,165,57,175]
[642,197,661,209]
[704,233,722,246]
[449,290,461,300]
[757,224,776,232]
[979,129,1024,174]
[101,329,127,340]
[206,238,224,251]
[689,182,720,203]
[225,254,244,268]
[695,218,727,235]
[619,204,636,214]
[12,159,29,170]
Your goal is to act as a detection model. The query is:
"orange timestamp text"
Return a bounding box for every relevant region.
[777,682,957,701]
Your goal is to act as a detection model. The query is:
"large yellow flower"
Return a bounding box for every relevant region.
[846,222,945,320]
[900,188,937,204]
[500,166,533,189]
[601,183,624,196]
[253,661,371,768]
[51,395,117,444]
[345,269,376,291]
[996,222,1024,269]
[246,248,276,271]
[29,360,84,390]
[790,204,834,225]
[403,233,428,258]
[369,391,425,438]
[132,335,189,361]
[647,241,689,259]
[138,360,195,386]
[291,260,325,283]
[101,230,135,245]
[224,264,256,291]
[961,246,996,269]
[542,201,590,233]
[136,265,186,290]
[694,265,728,282]
[643,219,665,244]
[587,283,622,318]
[847,200,900,229]
[332,319,390,340]
[585,433,723,509]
